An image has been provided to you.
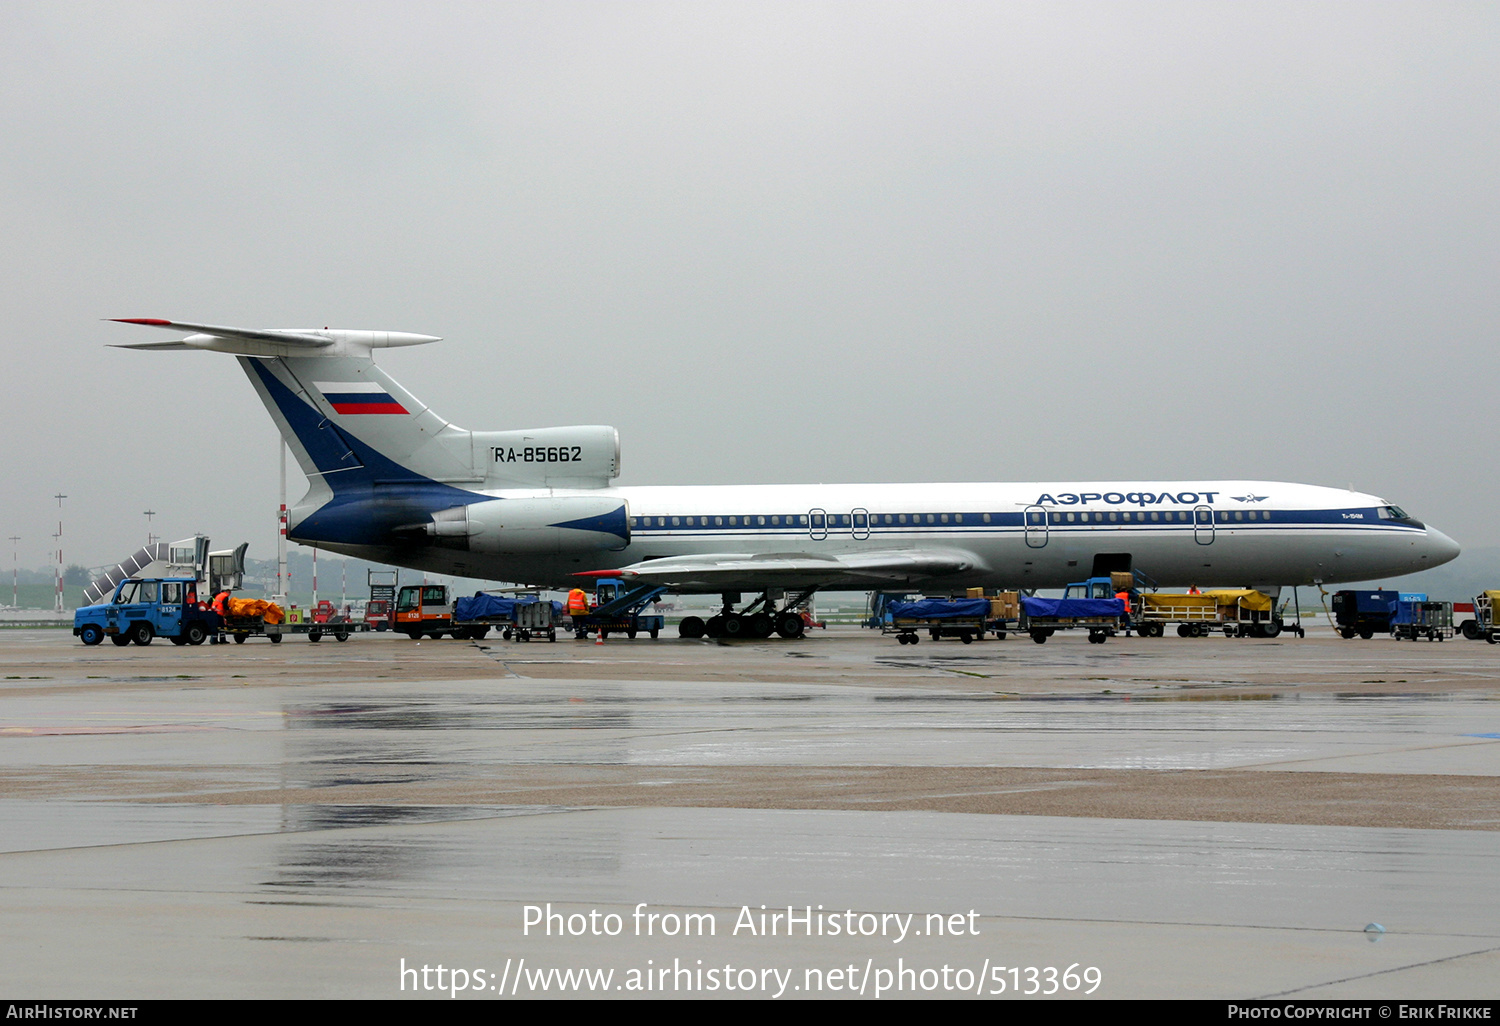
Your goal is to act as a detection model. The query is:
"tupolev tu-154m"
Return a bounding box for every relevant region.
[112,318,1460,639]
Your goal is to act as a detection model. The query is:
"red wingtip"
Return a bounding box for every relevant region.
[111,318,173,325]
[572,570,624,578]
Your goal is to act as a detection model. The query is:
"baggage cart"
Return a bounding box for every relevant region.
[1391,598,1453,641]
[217,613,366,644]
[1019,595,1124,644]
[1134,593,1221,638]
[510,597,558,642]
[883,598,990,645]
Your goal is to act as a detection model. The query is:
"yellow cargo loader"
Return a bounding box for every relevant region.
[1135,589,1298,639]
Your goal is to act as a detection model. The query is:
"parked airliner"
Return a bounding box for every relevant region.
[112,319,1460,638]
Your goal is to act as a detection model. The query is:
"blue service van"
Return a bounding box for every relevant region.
[73,577,218,647]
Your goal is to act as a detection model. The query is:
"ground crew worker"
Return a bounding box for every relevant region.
[566,588,590,617]
[1115,590,1132,614]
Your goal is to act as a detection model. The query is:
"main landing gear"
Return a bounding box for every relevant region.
[678,591,811,640]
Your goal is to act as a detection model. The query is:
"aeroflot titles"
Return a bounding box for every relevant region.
[1035,491,1221,506]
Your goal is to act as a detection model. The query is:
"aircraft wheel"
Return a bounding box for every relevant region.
[704,615,724,638]
[233,634,247,644]
[79,625,104,646]
[722,615,745,638]
[130,622,154,646]
[776,613,805,639]
[749,613,774,638]
[678,616,706,639]
[110,635,131,647]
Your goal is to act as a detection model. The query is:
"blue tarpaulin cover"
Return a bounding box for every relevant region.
[455,594,515,621]
[889,598,991,619]
[1021,596,1124,619]
[455,595,565,621]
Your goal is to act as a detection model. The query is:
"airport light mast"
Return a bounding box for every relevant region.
[143,509,157,548]
[52,493,66,614]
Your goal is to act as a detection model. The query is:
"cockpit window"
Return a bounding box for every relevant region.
[1378,505,1409,520]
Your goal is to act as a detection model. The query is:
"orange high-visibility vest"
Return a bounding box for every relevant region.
[567,588,590,615]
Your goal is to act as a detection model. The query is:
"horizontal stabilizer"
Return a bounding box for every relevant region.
[108,318,442,357]
[110,318,335,347]
[110,341,194,350]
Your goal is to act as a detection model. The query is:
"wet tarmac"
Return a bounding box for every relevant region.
[0,627,1496,998]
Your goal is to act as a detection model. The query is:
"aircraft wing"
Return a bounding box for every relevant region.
[603,548,979,591]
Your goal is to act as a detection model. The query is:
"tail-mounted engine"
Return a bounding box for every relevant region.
[425,496,629,554]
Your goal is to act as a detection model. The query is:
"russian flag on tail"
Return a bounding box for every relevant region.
[315,381,408,415]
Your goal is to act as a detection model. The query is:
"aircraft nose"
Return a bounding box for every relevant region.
[1421,527,1461,568]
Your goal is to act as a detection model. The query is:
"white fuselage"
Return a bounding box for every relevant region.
[305,479,1459,592]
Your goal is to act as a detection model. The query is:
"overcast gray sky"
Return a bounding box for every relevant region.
[1,1,1495,572]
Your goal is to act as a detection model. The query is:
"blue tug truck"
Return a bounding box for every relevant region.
[73,577,219,647]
